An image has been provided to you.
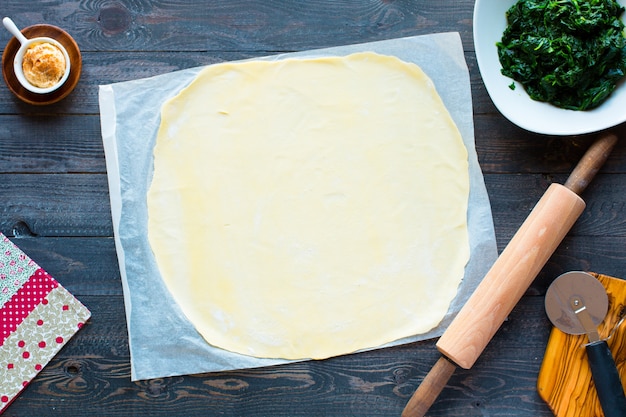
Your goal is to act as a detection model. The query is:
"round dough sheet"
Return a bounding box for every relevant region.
[147,52,470,360]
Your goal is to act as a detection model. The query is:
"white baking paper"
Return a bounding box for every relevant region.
[99,32,498,381]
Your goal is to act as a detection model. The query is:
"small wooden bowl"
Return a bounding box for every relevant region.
[2,24,81,105]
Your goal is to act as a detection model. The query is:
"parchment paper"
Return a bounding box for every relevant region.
[99,32,498,381]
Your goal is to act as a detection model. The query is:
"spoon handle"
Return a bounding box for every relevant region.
[2,17,28,44]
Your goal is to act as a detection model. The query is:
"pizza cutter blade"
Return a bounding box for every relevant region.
[545,271,626,417]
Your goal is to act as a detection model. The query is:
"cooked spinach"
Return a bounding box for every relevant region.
[497,0,626,110]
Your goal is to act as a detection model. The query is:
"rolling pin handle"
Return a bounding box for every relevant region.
[585,340,626,417]
[402,133,619,416]
[564,133,618,195]
[401,356,457,417]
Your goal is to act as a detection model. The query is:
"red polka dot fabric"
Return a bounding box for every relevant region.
[0,269,58,346]
[0,234,90,413]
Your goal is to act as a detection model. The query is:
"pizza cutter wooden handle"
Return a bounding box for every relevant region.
[402,133,617,417]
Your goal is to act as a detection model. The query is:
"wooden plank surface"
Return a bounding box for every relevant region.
[0,0,625,416]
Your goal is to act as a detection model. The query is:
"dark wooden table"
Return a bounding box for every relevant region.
[1,1,625,416]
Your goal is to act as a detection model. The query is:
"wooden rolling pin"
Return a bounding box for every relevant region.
[401,133,618,417]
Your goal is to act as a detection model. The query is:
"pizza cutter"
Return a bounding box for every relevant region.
[545,271,626,417]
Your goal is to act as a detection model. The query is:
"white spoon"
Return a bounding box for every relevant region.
[3,17,28,45]
[2,16,71,94]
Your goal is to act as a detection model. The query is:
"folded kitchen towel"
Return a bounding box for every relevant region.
[0,233,90,414]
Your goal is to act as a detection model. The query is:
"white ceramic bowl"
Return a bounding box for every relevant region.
[3,17,71,95]
[473,0,626,135]
[13,37,71,94]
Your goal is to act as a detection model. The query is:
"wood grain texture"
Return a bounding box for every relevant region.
[0,0,625,416]
[486,174,626,240]
[10,236,122,296]
[0,51,487,115]
[0,1,474,53]
[4,296,554,417]
[0,115,104,172]
[538,273,626,417]
[402,356,457,417]
[0,173,624,239]
[438,184,585,369]
[0,174,111,236]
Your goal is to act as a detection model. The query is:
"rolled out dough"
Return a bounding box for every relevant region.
[147,52,470,360]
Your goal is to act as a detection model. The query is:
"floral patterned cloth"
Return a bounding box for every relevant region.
[0,233,90,413]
